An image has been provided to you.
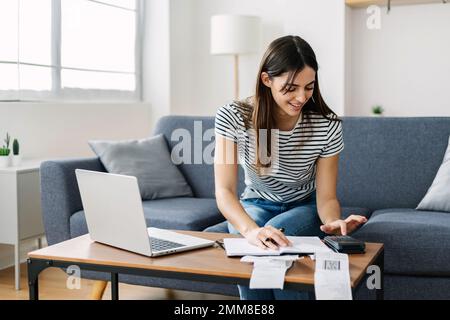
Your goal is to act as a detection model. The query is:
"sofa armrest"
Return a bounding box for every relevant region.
[40,157,106,245]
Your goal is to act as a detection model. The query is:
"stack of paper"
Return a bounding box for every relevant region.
[226,237,344,292]
[224,236,332,256]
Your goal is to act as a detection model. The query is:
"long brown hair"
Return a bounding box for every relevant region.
[236,35,340,170]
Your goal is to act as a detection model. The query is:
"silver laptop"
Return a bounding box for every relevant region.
[75,169,214,257]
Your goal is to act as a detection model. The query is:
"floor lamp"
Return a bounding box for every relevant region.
[210,15,261,100]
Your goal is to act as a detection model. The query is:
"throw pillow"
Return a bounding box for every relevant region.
[88,134,193,200]
[416,135,450,212]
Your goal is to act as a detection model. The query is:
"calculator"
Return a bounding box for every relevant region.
[323,235,366,254]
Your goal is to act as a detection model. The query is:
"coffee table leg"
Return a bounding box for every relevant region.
[29,273,39,301]
[376,249,384,300]
[111,273,119,300]
[27,259,49,300]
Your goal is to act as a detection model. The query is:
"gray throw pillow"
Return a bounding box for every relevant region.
[88,134,193,200]
[416,135,450,212]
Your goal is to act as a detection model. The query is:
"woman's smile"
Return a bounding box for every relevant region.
[288,102,303,111]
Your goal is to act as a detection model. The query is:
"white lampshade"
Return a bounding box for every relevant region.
[210,15,261,55]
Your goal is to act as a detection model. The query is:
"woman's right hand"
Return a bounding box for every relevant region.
[244,226,292,250]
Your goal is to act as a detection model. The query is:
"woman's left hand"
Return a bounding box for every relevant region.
[320,215,368,236]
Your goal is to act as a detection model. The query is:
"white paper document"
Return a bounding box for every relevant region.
[314,251,352,300]
[224,236,332,256]
[241,255,300,263]
[240,256,298,289]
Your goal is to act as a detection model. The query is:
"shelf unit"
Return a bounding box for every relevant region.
[346,0,446,8]
[0,160,45,290]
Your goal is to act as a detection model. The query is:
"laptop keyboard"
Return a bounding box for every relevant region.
[149,237,185,252]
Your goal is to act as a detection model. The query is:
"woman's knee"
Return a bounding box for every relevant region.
[264,205,322,236]
[240,201,274,227]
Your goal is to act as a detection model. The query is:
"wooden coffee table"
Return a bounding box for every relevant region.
[27,231,384,300]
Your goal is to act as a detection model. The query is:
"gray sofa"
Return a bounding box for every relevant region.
[40,116,450,299]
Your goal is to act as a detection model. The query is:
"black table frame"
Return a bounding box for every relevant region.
[27,248,384,300]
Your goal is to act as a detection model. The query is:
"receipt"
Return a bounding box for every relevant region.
[314,252,352,300]
[240,256,298,289]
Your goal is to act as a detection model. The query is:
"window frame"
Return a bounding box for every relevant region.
[0,0,144,103]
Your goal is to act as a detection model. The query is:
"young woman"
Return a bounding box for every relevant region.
[214,35,367,300]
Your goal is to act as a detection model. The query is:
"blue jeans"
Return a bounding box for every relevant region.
[228,192,326,300]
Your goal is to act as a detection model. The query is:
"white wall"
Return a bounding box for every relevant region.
[0,103,152,159]
[143,0,171,127]
[170,0,195,115]
[284,0,346,116]
[345,5,353,113]
[185,0,286,116]
[348,3,450,116]
[171,0,347,116]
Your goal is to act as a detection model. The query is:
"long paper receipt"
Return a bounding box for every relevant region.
[241,256,299,289]
[314,251,352,300]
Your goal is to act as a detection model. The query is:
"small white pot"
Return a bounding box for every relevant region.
[0,155,11,168]
[12,154,22,167]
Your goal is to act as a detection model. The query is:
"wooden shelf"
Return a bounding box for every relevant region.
[346,0,446,8]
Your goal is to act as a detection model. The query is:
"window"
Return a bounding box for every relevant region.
[0,0,143,102]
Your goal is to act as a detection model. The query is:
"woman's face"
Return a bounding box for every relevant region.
[261,66,316,119]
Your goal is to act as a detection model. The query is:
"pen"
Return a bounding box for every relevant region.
[264,228,285,247]
[214,239,225,250]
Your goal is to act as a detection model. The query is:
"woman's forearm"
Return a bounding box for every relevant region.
[317,198,341,224]
[215,188,258,236]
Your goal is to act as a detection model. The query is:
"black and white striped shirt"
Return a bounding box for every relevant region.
[214,103,344,203]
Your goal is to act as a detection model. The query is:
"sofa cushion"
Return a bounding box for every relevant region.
[142,197,223,230]
[89,134,193,200]
[203,207,373,234]
[70,197,224,238]
[416,135,450,213]
[352,208,450,275]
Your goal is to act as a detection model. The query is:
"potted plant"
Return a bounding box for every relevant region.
[0,133,11,168]
[12,138,21,166]
[372,105,384,117]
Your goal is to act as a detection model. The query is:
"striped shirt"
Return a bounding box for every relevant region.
[214,103,344,203]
